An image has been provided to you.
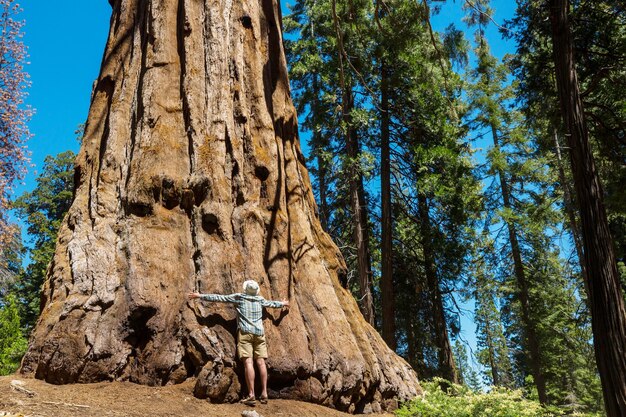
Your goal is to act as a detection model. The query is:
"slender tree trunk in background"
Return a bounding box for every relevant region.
[330,0,374,324]
[408,276,426,375]
[553,129,590,303]
[485,329,500,386]
[349,114,375,325]
[406,321,417,368]
[491,125,548,403]
[549,1,626,414]
[20,0,420,411]
[309,15,329,230]
[417,194,458,384]
[476,274,499,386]
[311,87,329,230]
[380,61,396,348]
[475,266,513,388]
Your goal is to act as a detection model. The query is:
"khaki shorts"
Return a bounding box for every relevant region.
[237,330,268,359]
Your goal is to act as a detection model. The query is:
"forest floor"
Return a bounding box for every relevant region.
[0,375,394,417]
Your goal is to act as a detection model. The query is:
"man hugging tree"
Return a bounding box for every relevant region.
[188,280,289,406]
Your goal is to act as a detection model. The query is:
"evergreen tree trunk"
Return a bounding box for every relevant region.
[380,61,395,348]
[331,0,374,324]
[549,1,626,414]
[349,117,375,325]
[408,271,426,375]
[20,0,419,412]
[491,125,548,403]
[477,277,501,387]
[485,329,500,386]
[553,129,589,302]
[309,15,329,231]
[417,194,458,384]
[474,260,514,388]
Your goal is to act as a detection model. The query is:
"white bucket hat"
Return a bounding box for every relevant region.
[242,280,259,296]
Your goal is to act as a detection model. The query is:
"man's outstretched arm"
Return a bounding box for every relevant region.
[260,298,290,309]
[188,293,240,303]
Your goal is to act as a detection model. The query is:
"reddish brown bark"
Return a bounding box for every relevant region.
[330,0,375,324]
[549,1,626,414]
[380,61,396,349]
[20,0,419,412]
[417,194,458,384]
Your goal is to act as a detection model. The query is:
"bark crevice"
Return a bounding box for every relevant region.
[20,0,420,412]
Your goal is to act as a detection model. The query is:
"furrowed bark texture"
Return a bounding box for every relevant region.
[20,0,419,413]
[380,61,395,350]
[549,0,626,414]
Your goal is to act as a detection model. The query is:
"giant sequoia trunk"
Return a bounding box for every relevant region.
[549,1,626,414]
[20,0,419,412]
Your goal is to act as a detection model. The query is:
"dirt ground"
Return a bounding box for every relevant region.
[0,375,395,417]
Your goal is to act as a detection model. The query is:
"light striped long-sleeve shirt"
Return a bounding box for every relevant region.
[200,293,284,336]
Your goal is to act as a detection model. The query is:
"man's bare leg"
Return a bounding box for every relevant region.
[243,357,255,398]
[256,357,268,399]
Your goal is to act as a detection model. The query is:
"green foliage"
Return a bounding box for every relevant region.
[286,0,482,380]
[453,340,482,391]
[12,150,75,330]
[470,232,514,388]
[0,294,28,375]
[464,5,603,411]
[285,0,615,413]
[395,379,602,417]
[506,0,626,264]
[0,229,24,299]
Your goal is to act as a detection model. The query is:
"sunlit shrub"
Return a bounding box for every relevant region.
[396,378,603,417]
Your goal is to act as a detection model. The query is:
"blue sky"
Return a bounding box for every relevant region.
[15,1,111,196]
[14,0,516,197]
[14,0,517,380]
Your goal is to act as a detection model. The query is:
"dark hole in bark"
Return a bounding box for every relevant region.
[267,370,298,396]
[72,165,82,198]
[202,213,220,235]
[182,354,196,379]
[254,165,270,181]
[125,201,154,217]
[235,113,247,124]
[192,249,202,274]
[338,268,348,288]
[192,178,210,206]
[161,177,180,209]
[241,15,252,29]
[236,192,245,206]
[125,306,157,351]
[181,188,194,212]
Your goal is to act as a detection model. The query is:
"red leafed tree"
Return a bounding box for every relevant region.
[0,0,31,249]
